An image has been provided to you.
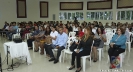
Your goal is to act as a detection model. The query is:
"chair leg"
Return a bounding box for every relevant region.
[102,49,104,58]
[120,54,123,68]
[63,52,65,63]
[89,57,91,66]
[107,55,109,63]
[82,58,86,72]
[32,42,35,52]
[59,51,62,63]
[99,49,101,61]
[128,43,131,52]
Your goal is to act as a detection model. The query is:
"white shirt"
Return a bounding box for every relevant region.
[82,28,85,32]
[50,31,58,44]
[5,26,9,30]
[73,26,78,32]
[92,28,96,34]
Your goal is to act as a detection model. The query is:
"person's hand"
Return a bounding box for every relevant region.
[29,36,33,39]
[76,49,80,53]
[76,42,79,45]
[110,43,114,48]
[77,37,81,41]
[56,46,60,49]
[99,34,103,38]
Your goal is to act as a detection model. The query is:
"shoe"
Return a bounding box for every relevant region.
[34,49,39,52]
[54,59,59,64]
[109,66,112,69]
[93,59,97,62]
[75,67,82,72]
[49,58,55,62]
[28,47,33,50]
[68,65,75,70]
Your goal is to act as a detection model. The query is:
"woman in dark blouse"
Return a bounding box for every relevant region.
[69,27,94,72]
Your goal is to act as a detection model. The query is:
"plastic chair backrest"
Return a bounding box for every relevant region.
[105,32,114,45]
[69,32,76,37]
[129,32,133,42]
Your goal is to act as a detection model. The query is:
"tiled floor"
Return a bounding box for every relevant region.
[0,36,133,72]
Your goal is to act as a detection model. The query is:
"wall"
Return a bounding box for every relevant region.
[0,0,133,28]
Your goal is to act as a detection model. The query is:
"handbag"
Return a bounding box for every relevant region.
[13,38,22,43]
[111,56,120,68]
[69,41,78,52]
[93,39,101,47]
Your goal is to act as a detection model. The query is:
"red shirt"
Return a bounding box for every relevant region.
[78,31,84,38]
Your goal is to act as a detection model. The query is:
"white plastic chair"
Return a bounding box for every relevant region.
[97,48,104,61]
[52,49,64,63]
[25,33,32,40]
[107,51,126,68]
[69,32,76,37]
[81,41,94,72]
[126,32,132,52]
[105,28,112,33]
[12,28,21,40]
[63,37,77,63]
[105,32,114,45]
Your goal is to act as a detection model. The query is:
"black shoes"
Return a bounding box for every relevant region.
[54,59,59,64]
[75,67,82,72]
[49,58,55,62]
[49,58,59,64]
[68,65,75,70]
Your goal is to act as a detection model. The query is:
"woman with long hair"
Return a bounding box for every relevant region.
[69,27,94,72]
[92,27,106,62]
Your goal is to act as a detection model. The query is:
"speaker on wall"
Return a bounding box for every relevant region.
[53,14,55,20]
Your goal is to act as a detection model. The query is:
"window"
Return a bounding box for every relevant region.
[95,12,99,20]
[121,11,125,20]
[59,12,84,20]
[68,12,72,20]
[132,11,133,20]
[126,11,131,20]
[117,11,120,20]
[87,12,91,20]
[117,10,133,20]
[99,12,104,20]
[91,12,95,20]
[86,11,112,20]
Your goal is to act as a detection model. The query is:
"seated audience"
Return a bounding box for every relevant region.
[99,22,104,29]
[105,23,111,28]
[2,23,9,35]
[108,27,127,69]
[111,23,117,29]
[7,22,18,40]
[69,27,93,72]
[92,27,106,62]
[76,26,84,38]
[27,26,40,49]
[91,24,96,34]
[45,27,51,36]
[63,24,68,34]
[73,24,78,32]
[67,23,72,32]
[34,26,45,53]
[47,27,68,64]
[44,26,58,57]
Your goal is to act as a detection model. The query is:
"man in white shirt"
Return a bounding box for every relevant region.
[44,26,58,56]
